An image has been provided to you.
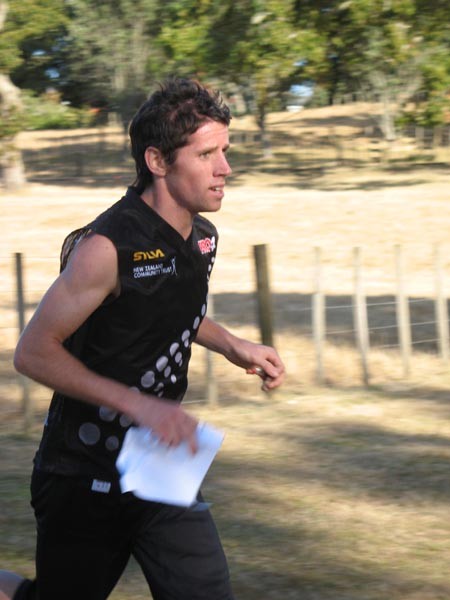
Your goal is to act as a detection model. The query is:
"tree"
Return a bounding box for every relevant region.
[407,0,450,127]
[294,0,450,136]
[7,0,68,93]
[0,0,25,190]
[360,8,425,140]
[224,2,324,155]
[293,0,367,105]
[62,0,165,131]
[0,0,67,189]
[160,0,325,156]
[344,1,449,138]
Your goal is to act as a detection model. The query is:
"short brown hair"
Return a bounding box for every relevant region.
[129,78,231,194]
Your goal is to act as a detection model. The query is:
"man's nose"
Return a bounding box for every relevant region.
[217,153,232,176]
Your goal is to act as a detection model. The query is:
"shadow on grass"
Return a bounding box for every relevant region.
[1,378,450,599]
[206,388,450,598]
[22,143,136,189]
[218,513,450,600]
[20,128,448,192]
[210,413,450,506]
[2,395,450,600]
[202,407,450,599]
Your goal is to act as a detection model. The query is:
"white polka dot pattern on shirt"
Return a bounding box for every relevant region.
[141,370,155,388]
[136,297,208,398]
[119,414,133,428]
[99,406,117,422]
[156,356,169,372]
[78,422,100,445]
[105,436,119,451]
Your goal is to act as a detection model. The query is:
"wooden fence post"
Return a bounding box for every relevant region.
[253,244,274,347]
[433,244,449,362]
[353,247,370,386]
[313,247,325,384]
[395,245,412,377]
[14,252,32,433]
[205,293,218,404]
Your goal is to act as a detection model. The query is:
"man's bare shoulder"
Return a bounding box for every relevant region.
[63,232,120,296]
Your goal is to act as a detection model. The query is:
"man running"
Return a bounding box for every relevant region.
[1,77,285,600]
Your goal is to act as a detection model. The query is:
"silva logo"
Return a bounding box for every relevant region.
[133,249,165,261]
[198,236,216,255]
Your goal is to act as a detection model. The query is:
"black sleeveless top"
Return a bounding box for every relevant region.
[34,187,218,479]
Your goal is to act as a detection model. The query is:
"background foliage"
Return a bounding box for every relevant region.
[1,0,449,138]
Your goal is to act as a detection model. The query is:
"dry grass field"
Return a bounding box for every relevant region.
[1,103,450,599]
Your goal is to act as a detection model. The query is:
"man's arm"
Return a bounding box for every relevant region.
[195,316,285,391]
[14,233,198,451]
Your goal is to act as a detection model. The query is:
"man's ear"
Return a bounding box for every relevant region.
[144,147,167,177]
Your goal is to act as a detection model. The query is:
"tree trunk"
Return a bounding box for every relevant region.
[0,0,26,190]
[1,141,26,190]
[0,74,26,190]
[257,106,273,159]
[380,90,396,142]
[0,1,7,29]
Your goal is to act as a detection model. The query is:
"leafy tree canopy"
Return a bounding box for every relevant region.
[61,0,164,126]
[2,0,450,134]
[160,0,325,150]
[0,0,67,75]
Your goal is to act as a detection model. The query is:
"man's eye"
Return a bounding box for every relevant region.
[200,152,211,158]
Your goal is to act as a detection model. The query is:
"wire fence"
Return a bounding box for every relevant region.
[1,244,449,431]
[1,249,448,358]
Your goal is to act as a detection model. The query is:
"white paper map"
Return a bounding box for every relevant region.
[116,423,224,506]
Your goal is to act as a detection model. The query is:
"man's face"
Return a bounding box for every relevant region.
[164,119,232,215]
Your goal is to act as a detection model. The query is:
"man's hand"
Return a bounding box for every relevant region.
[128,391,199,453]
[196,317,285,392]
[226,338,285,392]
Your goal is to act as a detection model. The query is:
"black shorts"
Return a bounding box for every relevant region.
[15,469,234,600]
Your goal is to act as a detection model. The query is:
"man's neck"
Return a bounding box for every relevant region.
[140,187,193,240]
